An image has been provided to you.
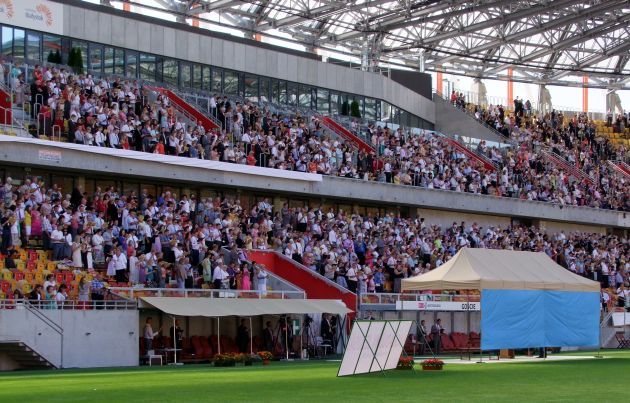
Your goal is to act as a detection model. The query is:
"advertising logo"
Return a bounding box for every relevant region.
[25,3,53,27]
[0,0,14,19]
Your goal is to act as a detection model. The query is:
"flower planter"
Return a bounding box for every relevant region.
[422,365,443,371]
[244,361,253,366]
[262,360,270,366]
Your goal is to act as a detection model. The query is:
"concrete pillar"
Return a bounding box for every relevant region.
[507,67,513,106]
[582,75,589,113]
[436,67,443,97]
[418,49,425,73]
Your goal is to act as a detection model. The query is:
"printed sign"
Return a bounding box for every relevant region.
[396,300,480,311]
[0,0,64,35]
[38,149,61,162]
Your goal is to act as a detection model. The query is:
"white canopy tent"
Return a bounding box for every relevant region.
[140,297,351,360]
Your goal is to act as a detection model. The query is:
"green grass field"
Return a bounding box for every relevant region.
[1,350,628,402]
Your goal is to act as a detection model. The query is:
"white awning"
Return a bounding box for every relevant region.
[140,297,351,317]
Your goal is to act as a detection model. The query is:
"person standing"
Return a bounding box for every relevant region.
[144,317,160,353]
[236,319,250,353]
[169,319,183,348]
[417,319,428,355]
[113,247,128,283]
[263,321,274,352]
[256,264,268,295]
[431,318,442,355]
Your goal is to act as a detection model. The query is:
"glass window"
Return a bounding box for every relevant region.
[317,89,329,113]
[114,48,125,75]
[26,32,41,61]
[259,78,270,102]
[212,68,222,93]
[364,98,376,121]
[193,64,202,89]
[154,57,163,83]
[330,92,340,115]
[180,62,191,88]
[13,29,24,58]
[276,80,287,104]
[2,27,12,56]
[223,71,238,95]
[43,34,62,63]
[139,53,156,81]
[298,85,312,108]
[202,66,211,91]
[162,58,178,87]
[103,47,114,74]
[89,45,102,73]
[381,101,391,122]
[126,51,137,78]
[244,75,258,101]
[287,82,297,106]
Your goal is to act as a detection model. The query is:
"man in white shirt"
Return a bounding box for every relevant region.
[143,317,160,353]
[113,248,128,283]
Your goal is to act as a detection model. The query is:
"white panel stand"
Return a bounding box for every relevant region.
[337,320,413,377]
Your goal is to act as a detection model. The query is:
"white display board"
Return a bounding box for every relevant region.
[338,320,412,377]
[0,0,64,35]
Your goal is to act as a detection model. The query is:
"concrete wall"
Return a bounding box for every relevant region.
[0,308,139,368]
[53,1,435,124]
[434,96,506,142]
[1,140,627,230]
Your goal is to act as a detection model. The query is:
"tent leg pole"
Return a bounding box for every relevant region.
[285,319,289,360]
[249,317,253,355]
[218,317,221,355]
[173,316,177,364]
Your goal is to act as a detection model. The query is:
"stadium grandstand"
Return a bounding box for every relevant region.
[0,1,628,397]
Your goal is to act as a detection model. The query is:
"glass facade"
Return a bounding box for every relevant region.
[0,23,433,130]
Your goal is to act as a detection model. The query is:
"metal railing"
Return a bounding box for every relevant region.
[359,292,481,305]
[0,299,137,310]
[110,287,305,300]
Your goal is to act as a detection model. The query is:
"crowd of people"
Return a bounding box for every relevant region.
[7,64,626,211]
[1,175,627,309]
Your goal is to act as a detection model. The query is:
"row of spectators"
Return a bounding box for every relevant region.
[1,176,627,305]
[11,65,630,211]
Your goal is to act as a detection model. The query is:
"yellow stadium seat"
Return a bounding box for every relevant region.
[2,270,12,281]
[47,262,56,272]
[36,261,45,272]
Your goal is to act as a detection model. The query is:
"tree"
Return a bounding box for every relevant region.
[67,47,84,75]
[47,50,61,64]
[350,100,361,118]
[341,101,350,116]
[54,50,62,64]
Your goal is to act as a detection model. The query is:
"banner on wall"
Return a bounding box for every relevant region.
[0,0,64,35]
[396,300,480,311]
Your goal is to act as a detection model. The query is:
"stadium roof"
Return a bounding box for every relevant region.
[101,0,630,87]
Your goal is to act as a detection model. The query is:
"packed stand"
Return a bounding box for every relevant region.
[9,65,629,211]
[0,176,627,310]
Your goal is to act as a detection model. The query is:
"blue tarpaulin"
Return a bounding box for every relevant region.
[481,289,600,350]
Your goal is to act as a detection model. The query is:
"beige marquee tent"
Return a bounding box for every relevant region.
[401,248,600,292]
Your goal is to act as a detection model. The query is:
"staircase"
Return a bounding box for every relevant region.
[437,134,496,171]
[320,116,374,153]
[434,94,509,143]
[247,250,356,315]
[0,341,56,370]
[609,160,630,179]
[144,86,221,132]
[541,149,593,184]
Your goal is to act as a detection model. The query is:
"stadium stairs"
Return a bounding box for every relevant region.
[540,149,594,184]
[247,250,357,316]
[143,85,221,132]
[433,94,508,143]
[0,340,56,370]
[319,116,374,153]
[435,132,497,171]
[608,160,630,180]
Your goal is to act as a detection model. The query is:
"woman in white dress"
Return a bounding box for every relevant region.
[128,251,139,285]
[71,236,83,269]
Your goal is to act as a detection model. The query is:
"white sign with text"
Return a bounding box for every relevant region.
[0,0,64,36]
[396,300,480,311]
